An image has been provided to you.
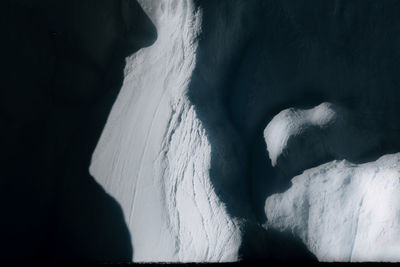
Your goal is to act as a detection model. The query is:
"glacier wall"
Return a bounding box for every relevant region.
[90,0,242,262]
[89,0,400,262]
[265,154,400,262]
[91,1,314,261]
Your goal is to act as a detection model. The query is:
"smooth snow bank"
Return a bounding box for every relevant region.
[90,0,241,262]
[265,153,400,262]
[264,102,381,178]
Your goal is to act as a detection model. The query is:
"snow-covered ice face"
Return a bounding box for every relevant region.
[89,1,400,261]
[263,102,383,181]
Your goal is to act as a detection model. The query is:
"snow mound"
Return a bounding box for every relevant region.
[265,153,400,262]
[264,102,381,178]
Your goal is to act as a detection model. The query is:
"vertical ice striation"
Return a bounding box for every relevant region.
[90,0,241,262]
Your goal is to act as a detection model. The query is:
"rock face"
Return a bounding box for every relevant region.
[265,154,400,262]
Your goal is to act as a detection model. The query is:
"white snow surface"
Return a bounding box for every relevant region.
[265,153,400,262]
[90,0,241,262]
[263,102,381,179]
[264,102,338,166]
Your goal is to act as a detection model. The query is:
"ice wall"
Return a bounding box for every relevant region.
[265,154,400,262]
[90,0,400,262]
[90,0,241,262]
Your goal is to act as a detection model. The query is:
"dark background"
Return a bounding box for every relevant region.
[0,0,155,261]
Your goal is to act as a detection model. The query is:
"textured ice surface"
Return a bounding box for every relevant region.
[90,0,241,262]
[265,153,400,262]
[88,0,400,262]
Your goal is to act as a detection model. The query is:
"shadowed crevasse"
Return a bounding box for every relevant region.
[1,0,156,261]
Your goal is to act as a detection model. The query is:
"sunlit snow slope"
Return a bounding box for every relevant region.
[90,0,241,262]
